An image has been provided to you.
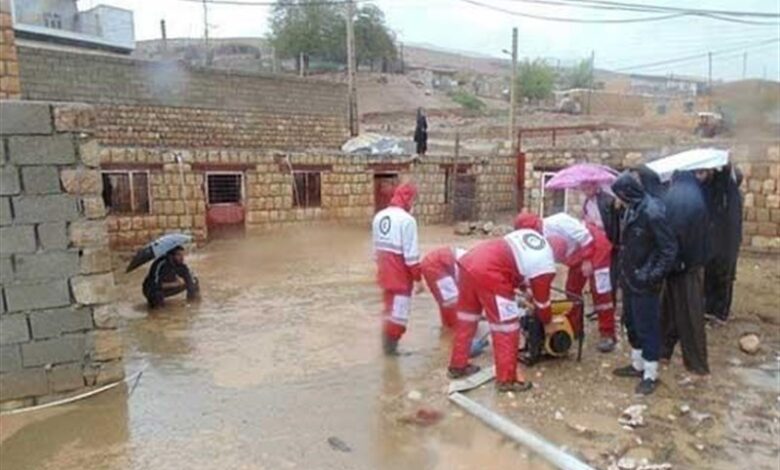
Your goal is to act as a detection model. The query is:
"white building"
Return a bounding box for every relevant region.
[12,0,134,53]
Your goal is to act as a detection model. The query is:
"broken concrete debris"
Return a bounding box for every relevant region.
[619,405,647,428]
[739,333,761,355]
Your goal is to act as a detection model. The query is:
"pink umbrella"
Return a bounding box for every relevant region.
[544,163,618,190]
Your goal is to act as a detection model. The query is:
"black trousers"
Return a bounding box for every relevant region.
[144,278,199,309]
[704,258,735,321]
[661,268,709,374]
[623,291,661,362]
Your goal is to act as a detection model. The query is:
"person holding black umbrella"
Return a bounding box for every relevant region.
[142,246,200,309]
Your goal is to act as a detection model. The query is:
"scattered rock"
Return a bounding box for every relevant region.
[638,464,672,470]
[481,221,495,234]
[399,408,444,427]
[554,410,564,421]
[689,410,713,427]
[678,403,691,415]
[727,357,743,367]
[454,222,472,236]
[619,405,647,428]
[739,334,761,355]
[327,436,352,453]
[490,224,513,236]
[617,457,638,469]
[407,390,422,401]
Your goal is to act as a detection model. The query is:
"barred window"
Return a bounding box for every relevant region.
[293,172,321,208]
[207,173,243,204]
[102,171,150,214]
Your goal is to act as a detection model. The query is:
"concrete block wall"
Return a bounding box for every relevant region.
[0,101,123,410]
[0,0,20,99]
[98,147,517,251]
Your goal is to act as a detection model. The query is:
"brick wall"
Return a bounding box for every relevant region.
[523,143,780,253]
[0,101,122,410]
[97,147,517,251]
[0,0,20,99]
[16,45,350,150]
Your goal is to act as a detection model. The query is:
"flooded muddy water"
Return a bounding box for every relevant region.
[0,226,551,470]
[1,225,777,470]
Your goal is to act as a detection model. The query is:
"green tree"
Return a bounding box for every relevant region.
[269,1,396,72]
[354,5,397,70]
[515,58,555,102]
[566,59,593,89]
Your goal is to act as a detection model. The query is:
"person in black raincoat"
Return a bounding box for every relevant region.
[413,107,428,156]
[611,167,678,396]
[143,246,200,309]
[660,170,710,376]
[703,165,743,322]
[581,183,624,301]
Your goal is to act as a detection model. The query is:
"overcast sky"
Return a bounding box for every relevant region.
[76,0,780,81]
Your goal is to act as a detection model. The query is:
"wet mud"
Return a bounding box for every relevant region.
[0,225,777,470]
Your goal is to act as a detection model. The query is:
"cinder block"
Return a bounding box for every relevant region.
[8,135,76,166]
[0,101,53,136]
[0,197,11,225]
[80,247,112,274]
[69,220,108,248]
[0,256,12,284]
[21,334,88,367]
[91,329,122,361]
[37,222,68,250]
[92,304,118,329]
[48,363,85,393]
[0,225,36,255]
[0,368,49,401]
[12,194,79,223]
[0,345,23,372]
[60,169,101,195]
[4,280,71,312]
[14,251,79,281]
[21,166,61,194]
[0,165,20,195]
[29,307,93,339]
[84,359,124,386]
[0,314,30,344]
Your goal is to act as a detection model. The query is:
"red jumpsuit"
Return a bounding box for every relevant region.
[515,212,616,340]
[372,184,421,341]
[449,229,555,385]
[420,247,466,329]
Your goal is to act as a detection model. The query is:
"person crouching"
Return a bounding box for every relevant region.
[143,246,200,309]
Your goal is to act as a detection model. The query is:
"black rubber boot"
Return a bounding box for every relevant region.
[496,381,533,393]
[635,378,659,396]
[612,364,643,378]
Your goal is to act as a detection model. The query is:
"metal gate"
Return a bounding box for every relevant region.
[453,174,477,221]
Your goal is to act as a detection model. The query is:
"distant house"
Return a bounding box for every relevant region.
[11,0,134,53]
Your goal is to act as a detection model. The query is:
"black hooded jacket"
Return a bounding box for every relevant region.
[705,164,743,264]
[612,171,678,294]
[595,190,622,247]
[663,171,710,273]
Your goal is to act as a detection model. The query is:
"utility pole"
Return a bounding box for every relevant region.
[299,51,305,77]
[160,20,167,56]
[587,50,595,115]
[509,27,518,151]
[707,51,712,89]
[399,42,405,74]
[346,0,359,136]
[202,0,211,66]
[742,52,747,80]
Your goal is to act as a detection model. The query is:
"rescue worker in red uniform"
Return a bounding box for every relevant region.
[372,183,422,355]
[515,212,617,352]
[448,229,556,392]
[420,246,466,329]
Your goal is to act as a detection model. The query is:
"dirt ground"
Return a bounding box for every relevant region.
[0,225,777,470]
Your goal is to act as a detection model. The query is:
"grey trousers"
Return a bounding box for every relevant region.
[661,267,709,375]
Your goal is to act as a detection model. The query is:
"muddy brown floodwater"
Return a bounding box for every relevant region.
[1,225,778,470]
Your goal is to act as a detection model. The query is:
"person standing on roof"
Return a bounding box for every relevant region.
[413,108,428,156]
[611,168,677,396]
[372,183,422,355]
[448,228,556,393]
[420,246,467,329]
[514,211,617,353]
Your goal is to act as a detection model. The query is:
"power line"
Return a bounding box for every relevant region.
[612,37,780,72]
[460,0,688,23]
[174,0,367,6]
[560,0,780,18]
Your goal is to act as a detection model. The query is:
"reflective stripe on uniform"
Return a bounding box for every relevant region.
[534,300,551,309]
[489,322,520,333]
[386,316,408,326]
[594,302,613,312]
[375,241,403,254]
[457,312,481,323]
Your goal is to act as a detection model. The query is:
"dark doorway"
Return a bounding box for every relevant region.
[373,173,399,213]
[453,174,477,221]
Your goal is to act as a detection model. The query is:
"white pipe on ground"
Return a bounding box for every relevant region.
[449,392,595,470]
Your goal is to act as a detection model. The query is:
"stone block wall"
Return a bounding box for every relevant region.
[0,101,122,410]
[0,0,20,99]
[98,147,517,251]
[16,45,349,151]
[523,143,780,253]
